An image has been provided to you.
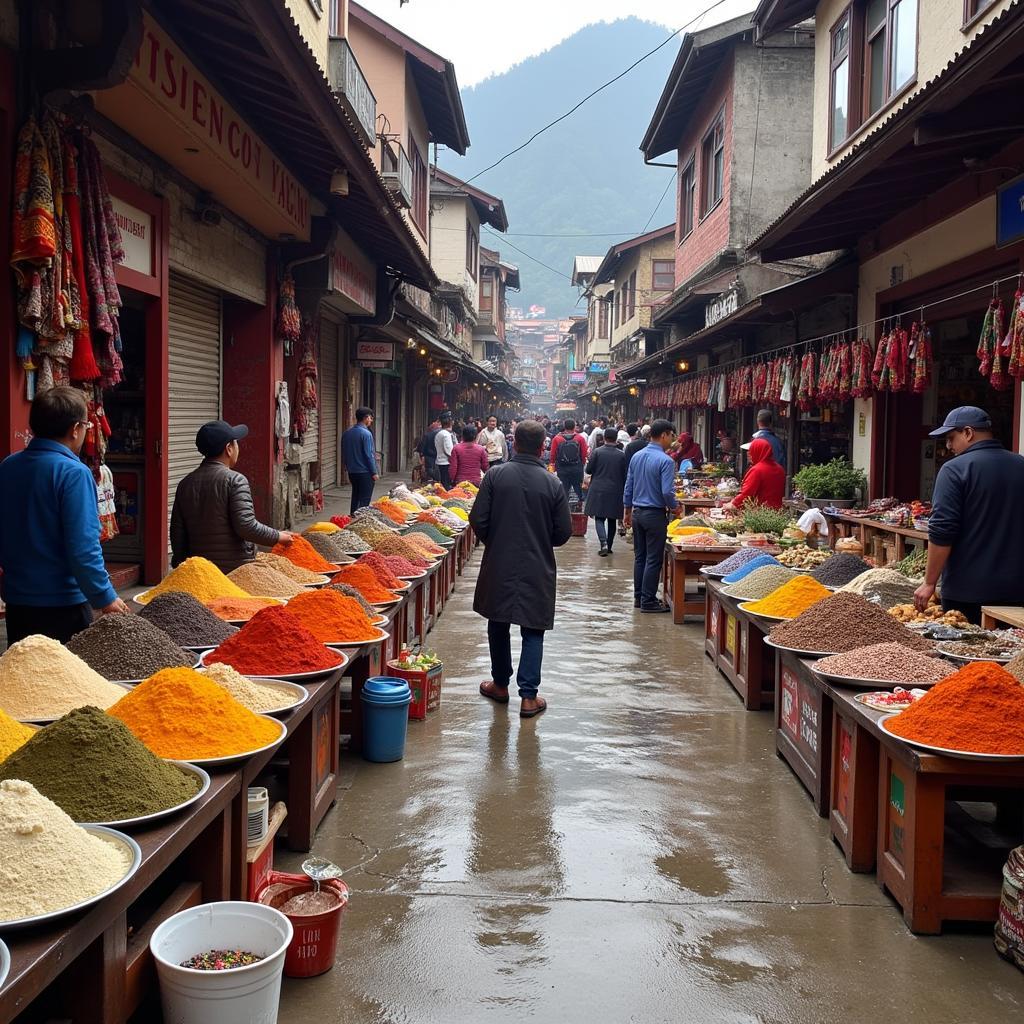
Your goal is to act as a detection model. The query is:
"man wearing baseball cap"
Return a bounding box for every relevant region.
[170,420,295,573]
[914,406,1024,623]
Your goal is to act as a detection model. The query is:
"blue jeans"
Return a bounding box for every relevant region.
[593,517,616,549]
[632,507,668,607]
[349,472,375,514]
[487,621,545,699]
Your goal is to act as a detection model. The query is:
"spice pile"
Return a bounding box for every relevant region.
[1005,649,1024,684]
[109,667,282,759]
[0,779,134,921]
[67,614,194,681]
[0,706,202,821]
[406,523,453,545]
[305,521,340,534]
[255,552,326,584]
[199,662,299,714]
[302,530,357,563]
[840,567,918,609]
[206,606,345,676]
[769,592,935,653]
[709,547,766,576]
[723,565,797,600]
[371,532,432,562]
[815,642,954,684]
[0,708,34,760]
[272,535,337,573]
[742,575,831,618]
[0,636,128,719]
[137,592,238,647]
[355,551,405,590]
[180,950,264,971]
[139,557,252,605]
[353,507,401,531]
[330,530,372,554]
[285,589,381,643]
[227,561,306,599]
[722,553,780,584]
[776,545,831,570]
[205,596,282,622]
[327,583,379,619]
[885,662,1024,754]
[382,553,428,575]
[889,604,970,627]
[936,631,1024,661]
[811,553,871,587]
[403,533,445,558]
[331,563,400,604]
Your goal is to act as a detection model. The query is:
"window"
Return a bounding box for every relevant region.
[466,220,478,279]
[700,111,725,218]
[598,298,609,338]
[328,0,342,35]
[864,0,886,117]
[613,292,619,329]
[627,271,637,320]
[480,275,493,311]
[652,259,674,292]
[964,0,996,23]
[830,12,852,149]
[678,156,695,240]
[409,136,428,232]
[888,0,917,95]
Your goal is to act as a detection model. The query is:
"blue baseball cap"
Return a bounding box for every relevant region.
[927,406,992,438]
[196,420,249,456]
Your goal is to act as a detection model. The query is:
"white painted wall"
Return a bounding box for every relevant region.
[430,195,479,314]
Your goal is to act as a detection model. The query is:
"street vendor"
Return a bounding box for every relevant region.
[722,438,785,513]
[670,431,704,471]
[914,406,1024,623]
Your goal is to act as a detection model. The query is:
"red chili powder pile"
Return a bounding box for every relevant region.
[206,606,343,675]
[330,563,398,604]
[272,536,337,573]
[285,589,380,643]
[355,552,405,589]
[384,553,429,573]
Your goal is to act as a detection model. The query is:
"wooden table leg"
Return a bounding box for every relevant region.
[287,683,341,851]
[183,803,232,902]
[672,557,685,624]
[830,709,879,871]
[59,914,127,1024]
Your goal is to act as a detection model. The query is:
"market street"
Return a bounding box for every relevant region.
[279,532,1023,1024]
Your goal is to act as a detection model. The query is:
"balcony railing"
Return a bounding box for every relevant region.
[328,38,376,148]
[381,140,413,208]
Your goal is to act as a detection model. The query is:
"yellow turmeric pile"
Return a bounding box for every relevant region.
[0,708,34,761]
[138,557,253,606]
[108,667,281,759]
[743,575,831,618]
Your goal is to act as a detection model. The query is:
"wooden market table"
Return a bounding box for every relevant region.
[662,542,740,623]
[824,512,928,566]
[981,606,1024,630]
[704,580,775,710]
[678,497,718,516]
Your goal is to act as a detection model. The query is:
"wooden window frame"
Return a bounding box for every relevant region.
[327,0,342,36]
[628,270,637,320]
[466,219,478,280]
[480,273,493,311]
[598,297,609,338]
[963,0,996,29]
[409,136,428,232]
[652,259,674,293]
[828,6,856,157]
[886,0,918,98]
[613,291,620,330]
[699,108,725,220]
[678,154,696,242]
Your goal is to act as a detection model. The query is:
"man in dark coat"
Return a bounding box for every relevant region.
[585,427,627,556]
[471,420,572,719]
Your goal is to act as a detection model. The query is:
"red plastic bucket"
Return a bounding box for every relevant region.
[256,871,349,978]
[570,512,588,537]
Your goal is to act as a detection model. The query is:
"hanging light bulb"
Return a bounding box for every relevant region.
[676,359,690,372]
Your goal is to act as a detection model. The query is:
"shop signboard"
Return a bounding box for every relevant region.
[588,362,610,375]
[834,717,853,824]
[331,235,376,316]
[705,284,741,329]
[111,197,153,276]
[569,370,587,384]
[355,341,394,363]
[997,173,1024,248]
[779,665,800,742]
[555,401,577,412]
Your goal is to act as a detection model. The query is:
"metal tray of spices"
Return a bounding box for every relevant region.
[80,762,212,829]
[0,827,142,932]
[197,648,349,683]
[762,636,836,659]
[327,626,391,650]
[17,684,134,725]
[0,938,9,988]
[300,574,333,588]
[879,717,1024,761]
[809,665,941,691]
[179,715,289,768]
[395,569,428,580]
[370,595,403,609]
[252,679,310,716]
[737,601,790,624]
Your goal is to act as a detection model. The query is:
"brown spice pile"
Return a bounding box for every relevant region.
[815,642,953,683]
[227,562,306,599]
[255,552,327,584]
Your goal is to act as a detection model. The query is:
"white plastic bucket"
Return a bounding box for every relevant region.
[150,901,293,1024]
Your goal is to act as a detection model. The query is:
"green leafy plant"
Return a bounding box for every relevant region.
[792,458,866,501]
[740,501,793,536]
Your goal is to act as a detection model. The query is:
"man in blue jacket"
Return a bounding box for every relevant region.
[0,387,128,645]
[341,406,378,514]
[914,406,1024,623]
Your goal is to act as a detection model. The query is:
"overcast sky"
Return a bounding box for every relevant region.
[354,0,755,87]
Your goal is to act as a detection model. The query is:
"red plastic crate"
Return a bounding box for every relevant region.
[386,660,443,720]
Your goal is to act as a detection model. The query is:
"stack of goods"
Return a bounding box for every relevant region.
[723,565,797,601]
[0,707,202,821]
[776,546,831,570]
[840,567,918,609]
[328,583,379,619]
[330,563,399,604]
[67,614,194,681]
[0,780,134,922]
[722,553,781,584]
[811,553,871,588]
[227,561,306,599]
[355,551,406,590]
[404,533,445,558]
[815,643,954,684]
[330,515,353,529]
[889,604,970,627]
[302,529,358,564]
[391,498,422,516]
[741,575,831,619]
[199,663,300,714]
[137,591,237,647]
[254,552,328,585]
[371,532,434,562]
[769,592,935,653]
[936,631,1024,661]
[138,557,252,605]
[351,508,401,532]
[426,508,465,531]
[0,636,129,719]
[271,535,337,573]
[205,606,345,676]
[331,529,372,555]
[709,547,769,576]
[885,663,1024,754]
[109,668,283,760]
[406,522,453,546]
[285,589,382,644]
[0,708,34,760]
[205,596,282,622]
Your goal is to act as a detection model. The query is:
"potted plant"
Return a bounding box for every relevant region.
[792,458,866,509]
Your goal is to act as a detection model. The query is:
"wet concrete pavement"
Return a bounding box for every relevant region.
[279,530,1023,1023]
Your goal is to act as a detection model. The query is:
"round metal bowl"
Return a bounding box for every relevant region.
[79,761,212,828]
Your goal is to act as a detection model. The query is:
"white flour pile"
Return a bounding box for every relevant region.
[199,663,296,713]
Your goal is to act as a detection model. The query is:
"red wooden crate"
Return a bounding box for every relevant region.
[386,660,443,720]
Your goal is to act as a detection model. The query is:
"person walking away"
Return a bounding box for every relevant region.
[623,424,648,469]
[341,407,379,515]
[752,410,786,471]
[913,406,1024,624]
[434,413,455,489]
[616,423,630,446]
[623,419,678,612]
[670,431,705,472]
[171,420,295,574]
[449,425,490,486]
[0,386,130,644]
[588,417,608,452]
[416,418,441,483]
[471,421,572,718]
[585,427,627,556]
[549,418,588,504]
[479,415,509,468]
[721,438,785,513]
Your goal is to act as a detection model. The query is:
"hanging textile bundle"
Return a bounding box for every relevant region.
[910,321,933,394]
[976,298,1001,380]
[851,338,873,398]
[987,299,1010,390]
[871,330,888,390]
[1007,289,1024,380]
[796,351,816,410]
[886,324,909,391]
[276,273,302,352]
[64,134,100,382]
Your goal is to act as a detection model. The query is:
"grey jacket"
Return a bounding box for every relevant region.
[170,460,280,573]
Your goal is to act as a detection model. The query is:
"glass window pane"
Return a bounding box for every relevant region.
[713,149,724,203]
[830,57,849,149]
[866,0,887,31]
[890,0,917,93]
[869,37,886,113]
[832,14,849,58]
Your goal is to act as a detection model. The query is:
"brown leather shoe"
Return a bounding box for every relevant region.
[479,681,510,704]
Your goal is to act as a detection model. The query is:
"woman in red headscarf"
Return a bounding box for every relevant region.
[722,437,785,512]
[670,431,704,470]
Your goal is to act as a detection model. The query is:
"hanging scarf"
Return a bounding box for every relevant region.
[1008,290,1024,380]
[63,134,100,381]
[11,114,56,283]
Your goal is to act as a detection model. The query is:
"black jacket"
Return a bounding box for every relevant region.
[469,453,572,630]
[170,459,280,573]
[624,437,648,469]
[584,444,627,519]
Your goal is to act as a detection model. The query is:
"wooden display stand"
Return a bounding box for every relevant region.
[981,606,1024,630]
[662,543,740,623]
[830,695,880,872]
[706,581,775,711]
[824,512,928,566]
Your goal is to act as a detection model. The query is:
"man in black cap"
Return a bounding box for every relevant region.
[914,406,1024,623]
[170,420,294,573]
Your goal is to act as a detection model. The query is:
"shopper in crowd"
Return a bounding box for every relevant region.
[416,418,441,483]
[623,418,678,613]
[585,427,627,557]
[588,416,608,451]
[434,413,455,489]
[479,414,509,467]
[340,407,379,514]
[914,406,1024,623]
[549,417,589,504]
[624,423,648,469]
[0,387,129,644]
[171,419,296,575]
[722,437,785,513]
[472,420,571,719]
[449,426,490,486]
[752,409,786,471]
[670,431,705,471]
[616,422,630,446]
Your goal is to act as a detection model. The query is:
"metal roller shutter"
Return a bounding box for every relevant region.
[320,318,339,487]
[168,273,222,528]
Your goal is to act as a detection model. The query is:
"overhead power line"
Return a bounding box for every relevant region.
[640,173,677,234]
[483,228,573,283]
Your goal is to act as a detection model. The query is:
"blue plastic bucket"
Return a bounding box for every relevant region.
[362,676,412,762]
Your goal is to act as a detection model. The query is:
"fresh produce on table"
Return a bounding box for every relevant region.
[393,649,441,671]
[855,688,928,713]
[893,548,927,579]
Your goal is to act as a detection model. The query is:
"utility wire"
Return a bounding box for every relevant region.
[640,173,677,234]
[483,228,573,282]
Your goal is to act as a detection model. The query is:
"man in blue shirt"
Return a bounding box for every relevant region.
[752,409,786,471]
[623,418,679,612]
[0,386,128,644]
[341,407,378,515]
